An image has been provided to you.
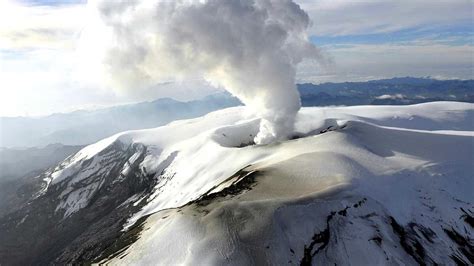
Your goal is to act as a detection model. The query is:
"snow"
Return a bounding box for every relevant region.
[56,178,105,217]
[43,101,473,264]
[376,93,405,100]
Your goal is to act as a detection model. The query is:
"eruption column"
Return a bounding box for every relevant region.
[90,0,322,144]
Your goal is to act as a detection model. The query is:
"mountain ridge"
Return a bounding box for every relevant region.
[1,77,473,148]
[0,102,472,265]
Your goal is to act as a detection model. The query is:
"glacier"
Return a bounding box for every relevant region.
[0,102,472,265]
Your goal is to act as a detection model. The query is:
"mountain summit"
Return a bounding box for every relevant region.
[0,102,473,265]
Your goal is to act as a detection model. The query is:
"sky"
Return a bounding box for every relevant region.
[0,0,473,117]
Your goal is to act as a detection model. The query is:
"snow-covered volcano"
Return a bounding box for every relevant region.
[1,102,473,265]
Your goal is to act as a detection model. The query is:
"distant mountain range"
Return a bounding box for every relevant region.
[0,94,240,148]
[0,144,83,216]
[1,77,472,148]
[299,77,474,106]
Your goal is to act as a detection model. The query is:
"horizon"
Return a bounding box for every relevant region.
[1,0,473,116]
[0,76,470,119]
[0,2,473,264]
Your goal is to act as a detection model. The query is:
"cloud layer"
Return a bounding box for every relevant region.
[297,0,473,36]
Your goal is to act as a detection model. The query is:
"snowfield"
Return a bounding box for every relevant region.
[4,102,473,265]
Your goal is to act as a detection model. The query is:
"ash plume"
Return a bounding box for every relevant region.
[89,0,322,144]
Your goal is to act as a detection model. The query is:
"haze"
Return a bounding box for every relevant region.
[0,0,473,117]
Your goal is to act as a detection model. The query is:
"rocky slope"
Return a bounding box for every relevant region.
[0,102,473,265]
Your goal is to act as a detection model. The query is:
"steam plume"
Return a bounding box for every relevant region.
[90,0,321,144]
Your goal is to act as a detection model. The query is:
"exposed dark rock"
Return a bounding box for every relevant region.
[389,217,438,265]
[237,140,256,148]
[92,214,151,263]
[0,141,157,265]
[460,208,474,228]
[194,166,258,207]
[443,227,474,264]
[369,236,383,246]
[300,198,367,266]
[300,214,331,266]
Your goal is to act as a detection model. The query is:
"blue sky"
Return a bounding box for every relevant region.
[311,25,473,46]
[295,0,473,84]
[0,0,473,116]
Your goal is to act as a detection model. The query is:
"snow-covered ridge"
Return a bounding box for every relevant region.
[43,102,473,222]
[95,101,472,265]
[8,101,473,264]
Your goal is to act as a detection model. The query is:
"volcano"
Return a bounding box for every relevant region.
[0,102,473,265]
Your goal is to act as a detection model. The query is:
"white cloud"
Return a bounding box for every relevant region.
[0,47,220,117]
[0,1,222,117]
[297,42,474,83]
[0,0,473,117]
[0,0,86,50]
[296,0,473,36]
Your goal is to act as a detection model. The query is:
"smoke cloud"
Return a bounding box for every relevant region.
[89,0,322,144]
